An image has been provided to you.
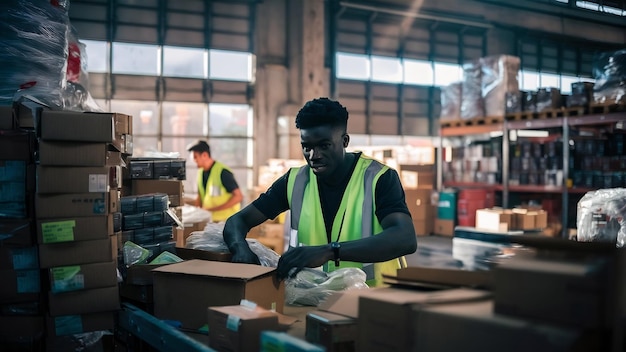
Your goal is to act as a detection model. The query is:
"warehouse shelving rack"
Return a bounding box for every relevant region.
[438,108,626,238]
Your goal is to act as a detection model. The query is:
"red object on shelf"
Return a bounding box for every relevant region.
[456,189,495,227]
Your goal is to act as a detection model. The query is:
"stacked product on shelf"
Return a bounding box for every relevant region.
[0,107,42,350]
[35,109,132,347]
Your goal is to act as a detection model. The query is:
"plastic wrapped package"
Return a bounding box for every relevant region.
[181,204,212,225]
[480,55,520,116]
[577,188,626,247]
[62,27,102,112]
[592,49,626,104]
[461,61,484,120]
[285,268,369,307]
[0,0,70,108]
[535,87,562,112]
[122,241,151,267]
[185,228,280,267]
[440,82,462,121]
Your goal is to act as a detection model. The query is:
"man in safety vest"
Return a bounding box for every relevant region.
[223,98,416,286]
[188,140,243,222]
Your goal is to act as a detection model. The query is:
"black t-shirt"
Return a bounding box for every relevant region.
[252,153,411,238]
[201,164,239,193]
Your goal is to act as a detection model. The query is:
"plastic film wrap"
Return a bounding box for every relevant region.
[592,49,626,104]
[577,188,626,248]
[440,82,462,121]
[285,267,368,307]
[480,55,520,116]
[461,61,484,120]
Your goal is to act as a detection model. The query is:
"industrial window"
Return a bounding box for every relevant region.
[209,50,253,82]
[404,59,433,86]
[112,42,159,75]
[163,46,207,79]
[337,53,370,80]
[433,63,462,87]
[521,71,540,91]
[81,39,108,73]
[371,56,403,83]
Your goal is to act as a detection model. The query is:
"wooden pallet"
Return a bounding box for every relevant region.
[589,102,626,114]
[440,115,503,128]
[505,107,586,121]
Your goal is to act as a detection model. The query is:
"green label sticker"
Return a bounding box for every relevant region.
[41,220,76,243]
[51,266,84,293]
[54,315,84,336]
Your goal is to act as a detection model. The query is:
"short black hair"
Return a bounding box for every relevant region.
[295,97,348,131]
[187,140,211,155]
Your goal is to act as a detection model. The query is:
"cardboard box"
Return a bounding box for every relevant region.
[39,111,132,153]
[434,218,455,237]
[38,236,117,268]
[413,219,434,237]
[37,166,122,194]
[0,106,15,130]
[0,130,36,161]
[208,305,281,352]
[0,268,41,300]
[0,315,44,341]
[46,311,116,336]
[0,246,39,270]
[37,215,113,244]
[414,300,595,352]
[475,208,513,232]
[119,282,154,305]
[39,141,124,167]
[48,261,118,293]
[35,191,119,218]
[404,189,434,221]
[494,256,612,328]
[0,219,35,246]
[48,286,120,316]
[175,247,232,263]
[153,260,284,330]
[305,310,357,352]
[399,169,434,190]
[125,263,173,286]
[356,287,491,352]
[131,179,184,207]
[387,266,493,289]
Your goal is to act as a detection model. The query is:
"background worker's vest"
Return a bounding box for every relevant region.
[197,161,240,222]
[286,155,405,287]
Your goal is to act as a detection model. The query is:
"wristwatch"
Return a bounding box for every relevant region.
[330,242,341,267]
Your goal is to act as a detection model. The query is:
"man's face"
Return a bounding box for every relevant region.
[300,125,348,179]
[192,151,210,169]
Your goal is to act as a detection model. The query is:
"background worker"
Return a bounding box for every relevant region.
[223,97,416,286]
[188,140,243,222]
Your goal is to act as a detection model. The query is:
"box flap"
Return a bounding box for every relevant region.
[152,259,275,280]
[392,266,493,289]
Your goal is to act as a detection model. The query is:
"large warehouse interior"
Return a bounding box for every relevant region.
[1,0,626,351]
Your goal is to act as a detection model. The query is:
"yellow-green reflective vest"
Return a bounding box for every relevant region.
[197,161,240,222]
[286,154,404,287]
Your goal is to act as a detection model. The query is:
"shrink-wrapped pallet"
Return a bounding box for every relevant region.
[480,55,520,117]
[440,82,462,121]
[592,49,626,104]
[461,61,484,120]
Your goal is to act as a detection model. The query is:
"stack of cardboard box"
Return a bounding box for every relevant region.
[398,164,436,236]
[35,110,131,347]
[0,107,43,350]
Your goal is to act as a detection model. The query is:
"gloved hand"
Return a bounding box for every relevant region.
[229,242,261,265]
[276,245,332,281]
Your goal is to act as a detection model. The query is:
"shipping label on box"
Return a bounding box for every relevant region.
[36,191,118,218]
[37,215,113,244]
[49,261,118,294]
[37,166,121,194]
[0,246,39,270]
[208,305,280,352]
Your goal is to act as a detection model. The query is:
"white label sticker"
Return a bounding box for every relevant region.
[88,174,108,192]
[226,315,240,332]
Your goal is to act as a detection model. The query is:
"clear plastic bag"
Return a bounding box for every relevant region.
[592,49,626,104]
[577,188,626,247]
[285,267,369,307]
